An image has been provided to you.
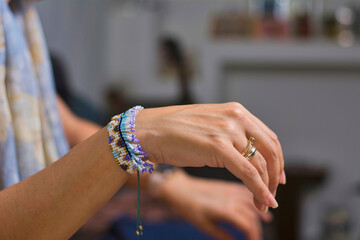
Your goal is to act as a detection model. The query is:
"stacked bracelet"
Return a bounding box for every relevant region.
[107,106,154,174]
[107,106,154,237]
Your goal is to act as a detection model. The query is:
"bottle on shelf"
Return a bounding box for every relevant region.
[291,0,313,39]
[259,0,290,39]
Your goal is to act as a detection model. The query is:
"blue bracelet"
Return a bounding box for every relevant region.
[107,106,154,237]
[107,106,154,174]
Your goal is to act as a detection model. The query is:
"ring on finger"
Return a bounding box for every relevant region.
[245,146,257,160]
[242,137,257,160]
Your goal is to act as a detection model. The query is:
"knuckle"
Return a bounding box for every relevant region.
[260,187,269,199]
[225,102,245,119]
[209,134,227,148]
[208,137,228,163]
[269,133,282,153]
[245,164,258,179]
[268,145,279,161]
[258,157,267,172]
[226,102,243,109]
[270,131,279,143]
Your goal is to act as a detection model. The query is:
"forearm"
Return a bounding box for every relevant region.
[57,96,100,147]
[57,97,155,192]
[0,128,129,240]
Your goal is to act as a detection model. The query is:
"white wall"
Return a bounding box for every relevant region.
[36,0,113,108]
[36,0,355,105]
[224,67,360,240]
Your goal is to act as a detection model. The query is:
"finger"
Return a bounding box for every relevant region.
[280,170,286,185]
[250,151,269,188]
[200,219,234,240]
[235,190,262,212]
[254,198,267,213]
[243,121,280,196]
[222,147,278,209]
[234,139,269,187]
[240,106,285,186]
[233,187,266,213]
[278,142,286,185]
[242,193,273,222]
[243,193,267,214]
[234,139,270,201]
[234,185,254,202]
[237,190,270,217]
[251,153,270,212]
[259,210,273,223]
[222,206,262,240]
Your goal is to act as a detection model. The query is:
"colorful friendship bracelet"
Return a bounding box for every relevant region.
[107,106,154,174]
[107,106,154,237]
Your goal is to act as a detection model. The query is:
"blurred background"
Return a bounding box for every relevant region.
[35,0,360,239]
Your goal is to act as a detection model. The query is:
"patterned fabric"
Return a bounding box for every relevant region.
[0,0,69,189]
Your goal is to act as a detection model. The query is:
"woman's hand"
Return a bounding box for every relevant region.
[153,170,272,240]
[136,103,285,211]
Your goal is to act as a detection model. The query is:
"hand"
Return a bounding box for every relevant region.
[154,170,272,240]
[137,103,285,211]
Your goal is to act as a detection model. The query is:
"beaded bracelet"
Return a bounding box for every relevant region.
[107,106,154,236]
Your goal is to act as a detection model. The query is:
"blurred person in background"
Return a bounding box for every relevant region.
[105,36,194,116]
[0,1,285,240]
[159,37,194,105]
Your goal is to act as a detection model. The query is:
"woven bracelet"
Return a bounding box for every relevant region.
[107,106,154,236]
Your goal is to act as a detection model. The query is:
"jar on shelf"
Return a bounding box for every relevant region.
[291,0,313,39]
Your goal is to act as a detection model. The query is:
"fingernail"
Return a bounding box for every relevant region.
[267,193,279,209]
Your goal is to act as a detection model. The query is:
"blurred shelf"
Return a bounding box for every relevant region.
[196,40,360,103]
[203,40,360,67]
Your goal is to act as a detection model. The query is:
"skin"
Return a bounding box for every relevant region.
[58,97,273,240]
[136,103,285,209]
[58,98,286,207]
[0,126,128,240]
[0,99,285,239]
[155,170,273,240]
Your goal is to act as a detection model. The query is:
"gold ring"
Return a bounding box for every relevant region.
[242,137,256,160]
[245,146,257,160]
[242,137,255,156]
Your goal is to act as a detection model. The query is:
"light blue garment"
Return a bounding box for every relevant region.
[0,0,69,189]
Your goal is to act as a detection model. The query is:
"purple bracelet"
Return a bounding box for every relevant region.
[107,106,154,237]
[107,106,154,174]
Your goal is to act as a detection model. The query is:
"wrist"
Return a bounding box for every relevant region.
[107,107,154,174]
[148,169,187,200]
[135,109,160,163]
